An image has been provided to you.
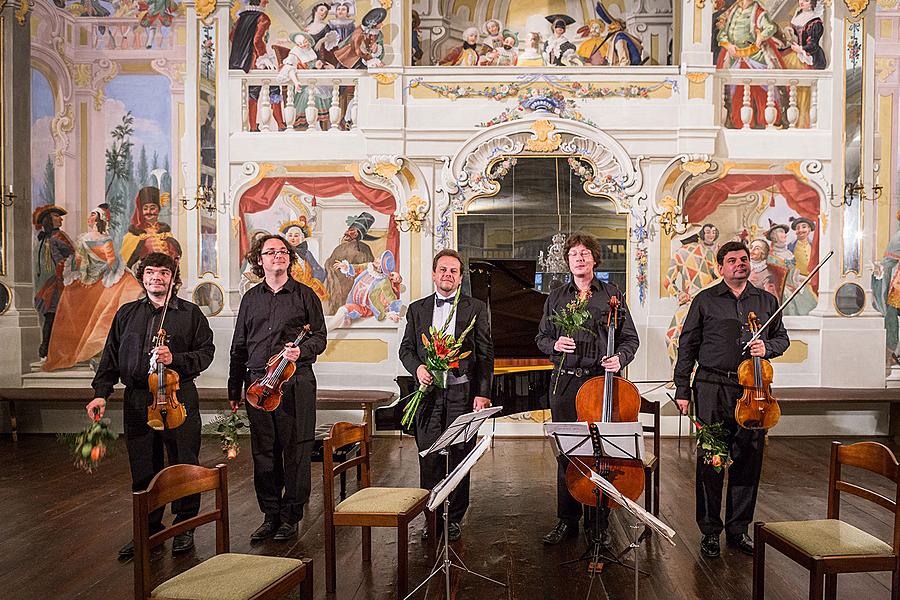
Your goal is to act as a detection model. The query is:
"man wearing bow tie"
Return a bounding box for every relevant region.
[399,249,494,542]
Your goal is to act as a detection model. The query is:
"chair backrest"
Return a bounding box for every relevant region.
[133,463,229,600]
[639,396,661,459]
[827,441,900,553]
[322,422,371,515]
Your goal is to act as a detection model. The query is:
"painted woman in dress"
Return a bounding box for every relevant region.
[779,0,825,126]
[280,218,327,301]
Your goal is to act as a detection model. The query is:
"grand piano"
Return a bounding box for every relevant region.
[376,259,552,433]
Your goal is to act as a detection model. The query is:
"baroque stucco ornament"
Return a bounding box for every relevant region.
[843,0,870,17]
[525,120,562,152]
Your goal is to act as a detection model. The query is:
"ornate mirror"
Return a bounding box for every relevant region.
[834,281,865,317]
[0,281,10,315]
[842,19,864,276]
[192,281,224,317]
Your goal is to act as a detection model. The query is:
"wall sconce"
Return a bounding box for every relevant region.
[1,185,15,207]
[395,195,428,233]
[828,178,884,208]
[179,185,229,214]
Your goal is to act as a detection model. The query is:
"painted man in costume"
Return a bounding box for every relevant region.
[480,31,518,66]
[543,15,578,66]
[323,212,377,314]
[664,223,720,363]
[440,26,481,66]
[121,186,182,268]
[331,249,403,328]
[280,217,327,300]
[594,1,644,66]
[783,217,817,315]
[334,7,386,68]
[33,205,75,359]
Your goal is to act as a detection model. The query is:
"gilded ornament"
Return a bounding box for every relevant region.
[378,0,393,8]
[372,161,401,180]
[51,104,75,167]
[405,195,426,212]
[876,0,897,8]
[843,0,870,17]
[73,64,93,88]
[875,57,897,83]
[372,73,398,85]
[15,0,29,25]
[681,159,711,176]
[694,0,706,9]
[196,0,215,21]
[525,119,562,153]
[685,72,710,84]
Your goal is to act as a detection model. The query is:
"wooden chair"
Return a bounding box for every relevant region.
[133,463,312,600]
[322,422,436,598]
[753,441,900,600]
[640,396,661,518]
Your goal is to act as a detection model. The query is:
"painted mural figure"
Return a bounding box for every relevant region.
[323,212,377,314]
[280,218,327,301]
[783,217,817,315]
[331,249,403,327]
[120,186,183,268]
[518,31,546,67]
[764,223,792,299]
[777,0,825,127]
[664,224,720,362]
[542,15,579,66]
[480,31,519,66]
[576,19,609,65]
[305,2,332,45]
[440,27,481,66]
[716,0,784,128]
[327,2,357,47]
[229,0,287,132]
[274,32,331,129]
[480,19,504,52]
[334,7,386,68]
[748,238,779,296]
[137,0,177,49]
[411,10,423,65]
[33,205,76,359]
[594,2,644,66]
[872,213,900,364]
[44,204,142,371]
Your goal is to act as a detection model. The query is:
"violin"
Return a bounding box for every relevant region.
[735,312,780,430]
[245,324,312,412]
[565,296,645,509]
[146,274,186,431]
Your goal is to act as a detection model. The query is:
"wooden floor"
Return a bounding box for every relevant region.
[2,433,897,600]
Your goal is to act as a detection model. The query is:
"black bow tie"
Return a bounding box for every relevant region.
[435,296,453,307]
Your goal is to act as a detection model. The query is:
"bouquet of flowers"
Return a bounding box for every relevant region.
[400,289,477,428]
[207,408,249,459]
[549,289,596,395]
[58,412,117,473]
[689,416,731,473]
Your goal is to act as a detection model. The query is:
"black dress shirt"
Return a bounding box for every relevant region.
[92,296,215,401]
[535,278,640,371]
[674,280,790,400]
[228,277,327,402]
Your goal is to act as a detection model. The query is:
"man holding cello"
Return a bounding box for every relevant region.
[674,240,789,558]
[229,234,327,543]
[85,252,215,560]
[536,233,640,546]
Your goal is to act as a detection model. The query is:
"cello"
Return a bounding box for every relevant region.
[735,312,780,430]
[146,270,186,431]
[565,296,644,509]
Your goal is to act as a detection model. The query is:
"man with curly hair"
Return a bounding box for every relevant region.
[229,234,327,542]
[85,252,214,560]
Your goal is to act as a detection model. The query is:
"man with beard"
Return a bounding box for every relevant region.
[323,212,377,314]
[674,241,789,558]
[120,186,182,268]
[32,205,75,359]
[480,30,519,66]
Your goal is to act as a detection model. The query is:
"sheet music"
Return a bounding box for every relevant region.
[420,406,502,457]
[428,433,493,511]
[544,421,645,461]
[588,468,677,546]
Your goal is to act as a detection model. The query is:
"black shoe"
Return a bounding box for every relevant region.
[118,539,135,561]
[700,533,720,558]
[543,520,578,545]
[726,533,754,556]
[172,530,194,555]
[250,518,280,542]
[447,522,461,542]
[272,522,298,541]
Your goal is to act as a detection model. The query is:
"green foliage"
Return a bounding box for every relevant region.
[58,418,118,474]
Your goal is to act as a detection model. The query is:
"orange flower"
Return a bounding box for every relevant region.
[711,455,722,468]
[227,447,238,460]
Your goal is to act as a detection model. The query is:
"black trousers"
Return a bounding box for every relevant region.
[693,370,766,537]
[123,384,201,532]
[39,312,55,358]
[246,368,316,524]
[549,372,607,530]
[414,382,473,524]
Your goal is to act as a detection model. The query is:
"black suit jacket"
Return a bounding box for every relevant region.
[399,293,494,399]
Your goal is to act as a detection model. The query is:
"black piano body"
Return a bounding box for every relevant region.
[376,259,552,433]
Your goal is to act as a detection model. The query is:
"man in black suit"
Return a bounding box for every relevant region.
[399,249,494,542]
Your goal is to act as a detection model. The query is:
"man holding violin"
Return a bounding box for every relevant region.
[674,240,789,558]
[86,252,215,560]
[229,234,327,543]
[536,233,640,547]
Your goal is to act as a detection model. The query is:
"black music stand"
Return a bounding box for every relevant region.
[404,407,506,600]
[545,421,650,599]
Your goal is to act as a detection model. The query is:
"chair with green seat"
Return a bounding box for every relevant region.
[322,421,436,598]
[133,463,312,600]
[752,440,900,600]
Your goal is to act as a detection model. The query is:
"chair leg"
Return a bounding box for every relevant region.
[809,563,824,600]
[300,559,314,600]
[824,573,837,600]
[397,524,409,599]
[893,566,900,600]
[362,526,371,562]
[325,522,337,594]
[644,468,652,514]
[752,523,765,600]
[653,467,660,516]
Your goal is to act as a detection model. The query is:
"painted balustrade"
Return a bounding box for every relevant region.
[714,69,831,130]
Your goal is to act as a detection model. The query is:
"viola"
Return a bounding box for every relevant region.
[565,296,645,509]
[245,324,312,412]
[146,274,186,431]
[735,311,780,430]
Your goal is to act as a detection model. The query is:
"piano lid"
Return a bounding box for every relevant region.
[469,259,548,360]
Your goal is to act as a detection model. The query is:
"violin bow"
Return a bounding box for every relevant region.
[741,249,833,351]
[148,263,179,372]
